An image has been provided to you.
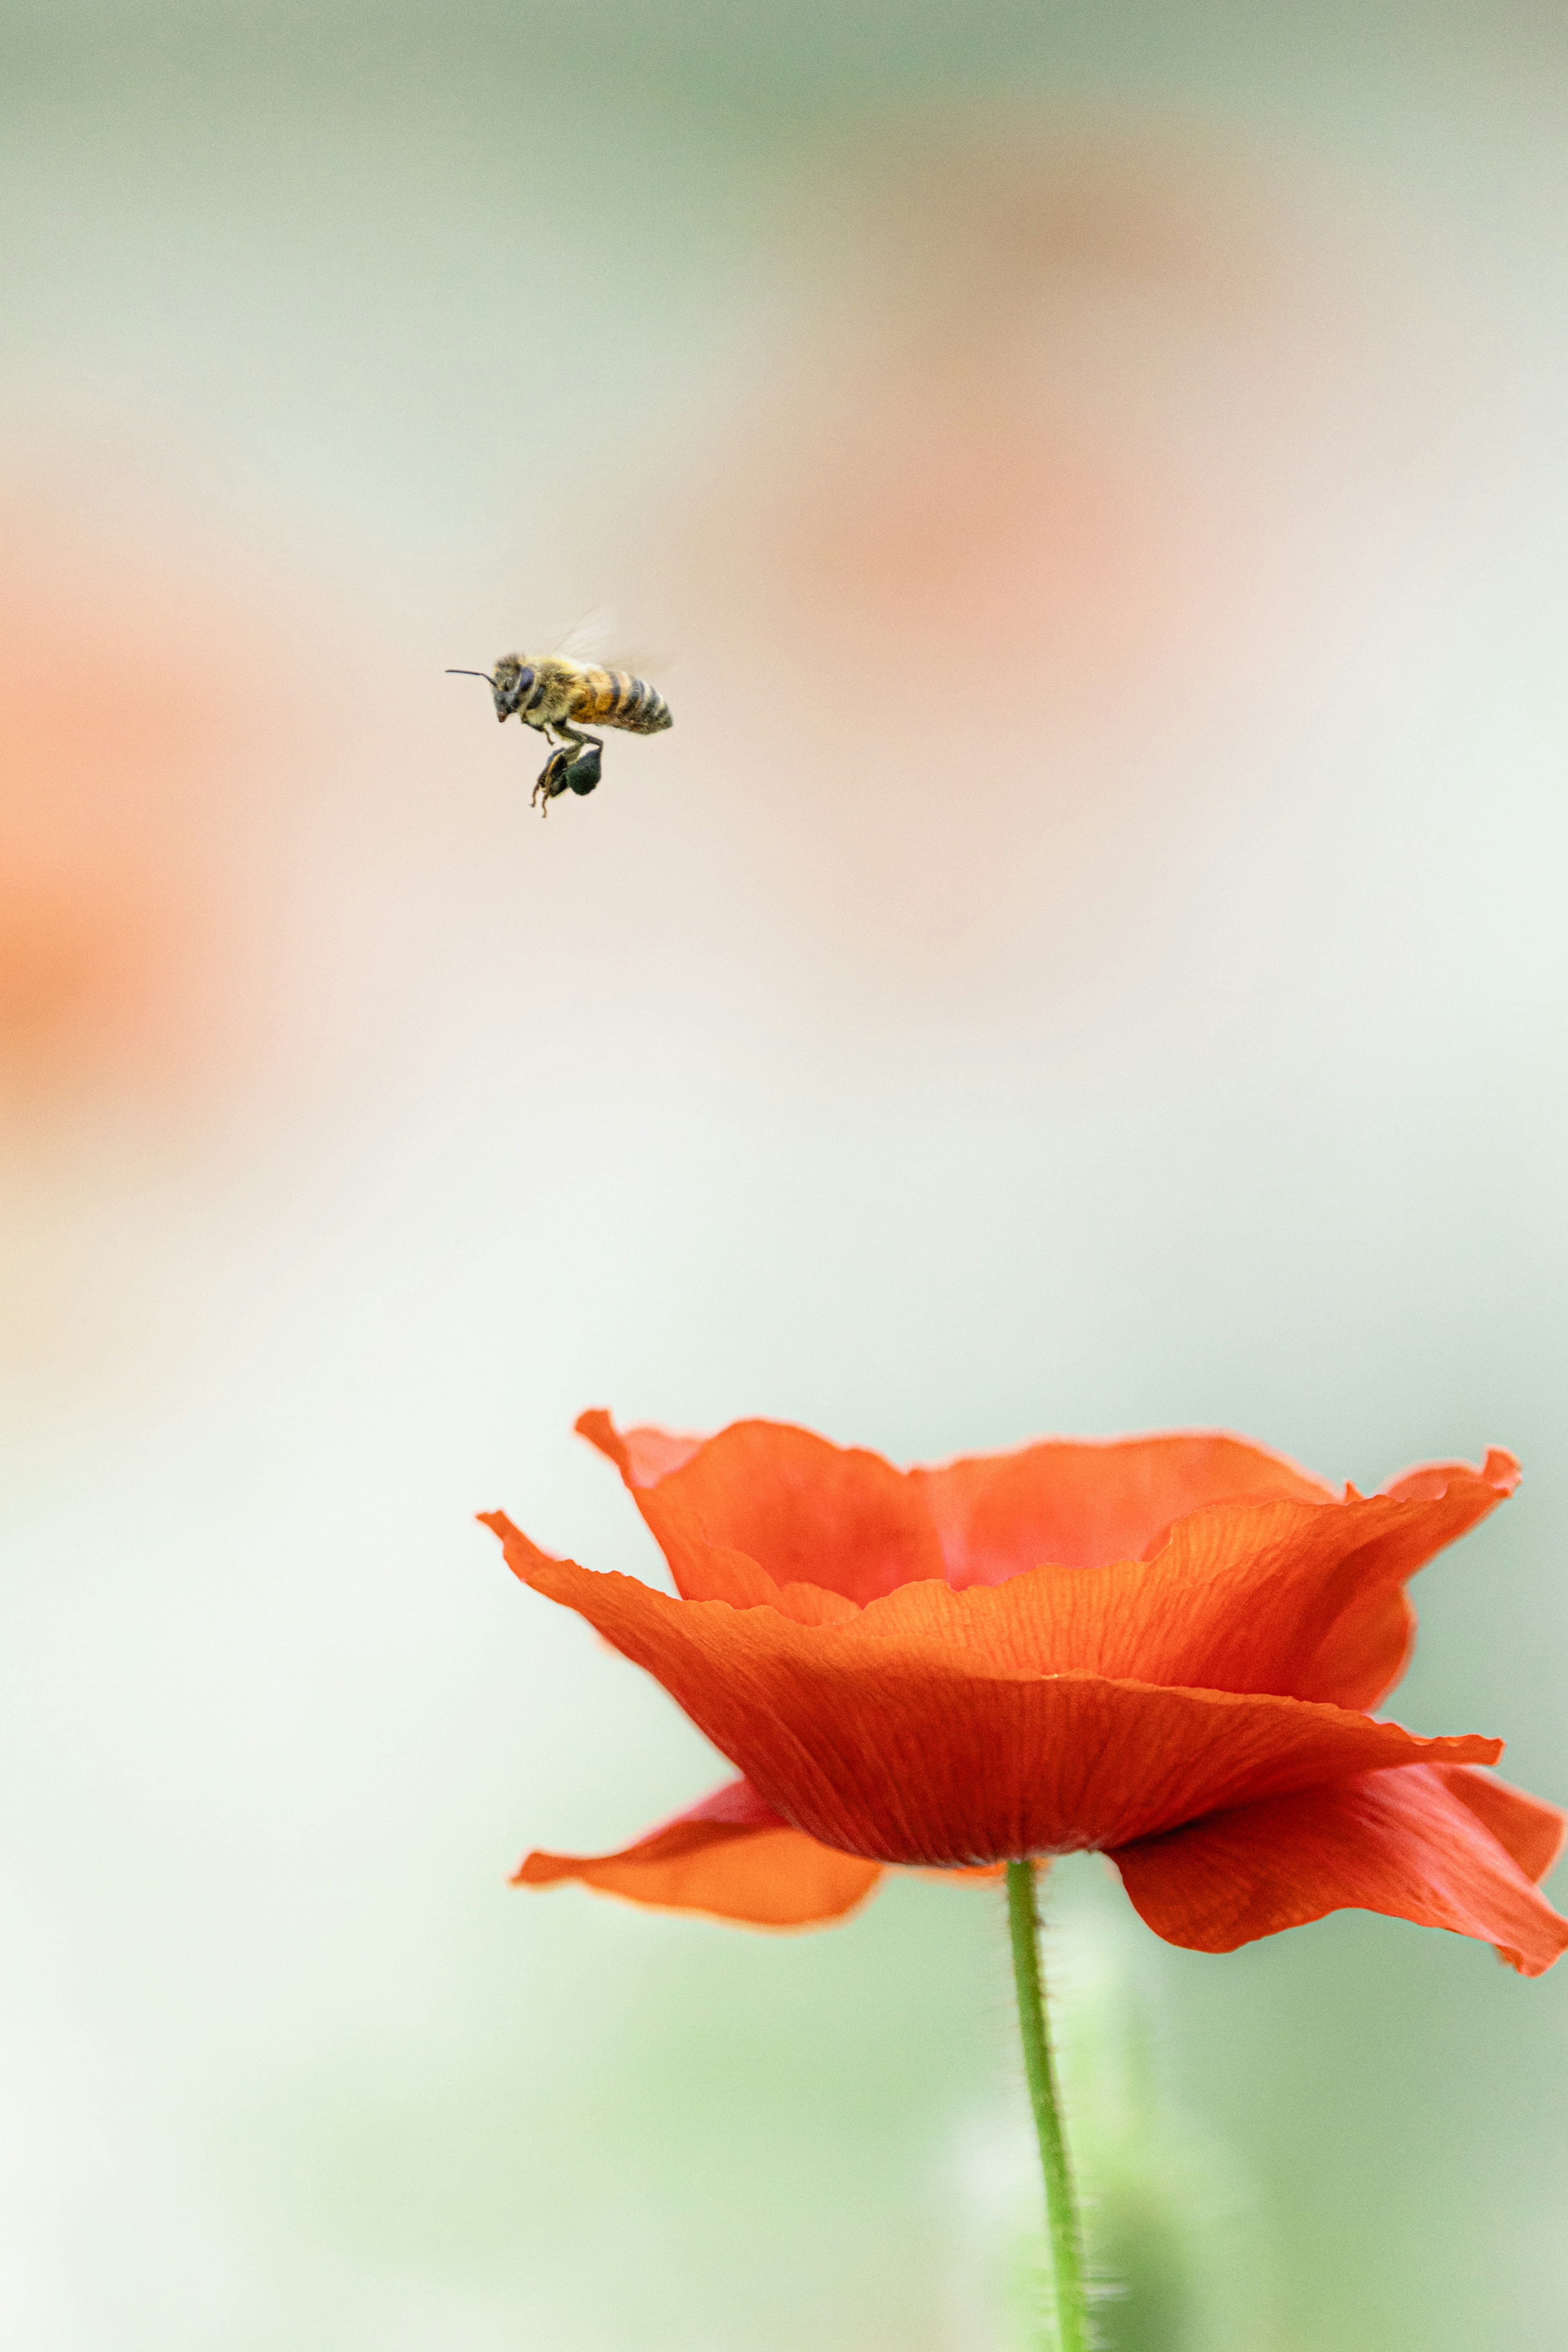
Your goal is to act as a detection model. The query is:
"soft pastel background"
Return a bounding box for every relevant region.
[4,3,1567,2345]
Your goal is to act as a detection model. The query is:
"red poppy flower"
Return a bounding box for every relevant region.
[482,1413,1568,1974]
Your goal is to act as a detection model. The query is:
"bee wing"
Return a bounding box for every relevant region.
[548,608,676,677]
[548,607,620,664]
[617,646,679,679]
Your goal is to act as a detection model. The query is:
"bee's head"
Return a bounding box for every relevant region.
[489,654,537,721]
[445,657,536,720]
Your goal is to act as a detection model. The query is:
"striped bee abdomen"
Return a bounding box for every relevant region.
[575,667,673,735]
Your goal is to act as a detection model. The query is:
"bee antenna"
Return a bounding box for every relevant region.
[445,667,496,683]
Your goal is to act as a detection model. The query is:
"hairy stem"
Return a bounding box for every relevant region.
[1005,1858,1090,2352]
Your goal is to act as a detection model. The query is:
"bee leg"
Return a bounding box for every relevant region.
[531,741,575,813]
[565,741,602,795]
[554,722,604,797]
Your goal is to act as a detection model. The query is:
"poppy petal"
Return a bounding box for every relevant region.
[572,1415,1515,1708]
[1383,1447,1522,1507]
[579,1412,947,1606]
[1433,1764,1566,1884]
[576,1408,705,1488]
[912,1430,1336,1581]
[1111,1763,1568,1976]
[514,1775,882,1927]
[621,1492,863,1625]
[1298,1450,1520,1708]
[482,1514,1501,1866]
[577,1412,844,1616]
[628,1470,1514,1706]
[885,1463,1514,1708]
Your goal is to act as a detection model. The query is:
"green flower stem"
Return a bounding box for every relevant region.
[1005,1858,1090,2352]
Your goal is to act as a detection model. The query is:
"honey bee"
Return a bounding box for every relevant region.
[447,638,672,813]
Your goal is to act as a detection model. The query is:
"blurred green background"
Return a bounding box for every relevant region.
[3,2,1567,2345]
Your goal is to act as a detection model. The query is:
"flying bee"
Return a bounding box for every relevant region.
[447,643,672,813]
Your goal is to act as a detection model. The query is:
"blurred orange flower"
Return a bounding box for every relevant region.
[483,1414,1568,1975]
